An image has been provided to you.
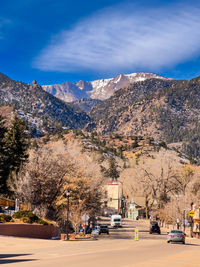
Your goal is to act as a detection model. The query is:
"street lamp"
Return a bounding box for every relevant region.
[118,180,125,217]
[183,209,186,233]
[66,189,70,240]
[190,202,193,238]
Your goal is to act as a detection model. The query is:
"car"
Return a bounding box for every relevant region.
[149,221,161,234]
[167,230,185,244]
[92,225,100,234]
[99,225,109,235]
[91,228,99,237]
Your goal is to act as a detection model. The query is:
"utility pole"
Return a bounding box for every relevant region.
[190,202,193,238]
[183,210,186,233]
[121,196,124,218]
[66,190,70,240]
[118,180,124,216]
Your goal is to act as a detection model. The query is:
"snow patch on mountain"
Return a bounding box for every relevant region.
[42,72,172,102]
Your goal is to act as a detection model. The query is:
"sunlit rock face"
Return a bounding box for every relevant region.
[42,72,172,102]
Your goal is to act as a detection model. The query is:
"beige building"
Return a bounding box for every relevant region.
[104,181,122,212]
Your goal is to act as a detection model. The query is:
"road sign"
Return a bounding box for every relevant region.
[188,210,195,217]
[81,214,89,222]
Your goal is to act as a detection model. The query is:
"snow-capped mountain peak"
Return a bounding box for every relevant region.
[42,72,172,102]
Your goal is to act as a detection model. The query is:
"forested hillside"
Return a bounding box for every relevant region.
[89,77,200,159]
[0,73,90,129]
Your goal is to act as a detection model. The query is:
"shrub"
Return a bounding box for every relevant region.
[22,217,32,223]
[13,211,39,223]
[132,140,139,148]
[37,219,49,225]
[159,141,168,149]
[0,214,12,223]
[13,210,50,225]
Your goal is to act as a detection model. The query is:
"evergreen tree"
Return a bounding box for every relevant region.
[101,157,120,181]
[0,115,7,193]
[3,113,29,193]
[132,139,139,149]
[118,146,123,159]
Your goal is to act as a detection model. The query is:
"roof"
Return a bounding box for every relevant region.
[132,197,146,208]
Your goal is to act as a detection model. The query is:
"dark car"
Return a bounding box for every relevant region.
[149,221,161,234]
[99,225,109,235]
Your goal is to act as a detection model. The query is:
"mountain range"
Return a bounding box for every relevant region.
[42,72,172,102]
[0,73,90,130]
[1,71,200,159]
[89,76,200,159]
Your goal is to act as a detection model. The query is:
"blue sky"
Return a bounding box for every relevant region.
[1,0,200,85]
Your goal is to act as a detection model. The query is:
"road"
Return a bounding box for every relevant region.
[98,217,166,240]
[0,218,200,266]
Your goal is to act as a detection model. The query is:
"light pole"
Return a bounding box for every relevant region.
[183,209,186,233]
[66,189,70,240]
[118,180,125,217]
[190,202,193,238]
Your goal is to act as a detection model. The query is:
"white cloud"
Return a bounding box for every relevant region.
[33,4,200,74]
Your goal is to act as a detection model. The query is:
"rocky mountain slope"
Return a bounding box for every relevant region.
[0,73,90,129]
[89,77,200,159]
[71,98,102,112]
[2,70,200,159]
[42,72,172,102]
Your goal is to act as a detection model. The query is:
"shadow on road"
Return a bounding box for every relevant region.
[0,254,37,264]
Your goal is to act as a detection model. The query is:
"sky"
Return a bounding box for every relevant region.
[1,0,200,85]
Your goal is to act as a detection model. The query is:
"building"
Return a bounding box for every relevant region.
[126,197,146,219]
[192,203,200,237]
[104,180,122,213]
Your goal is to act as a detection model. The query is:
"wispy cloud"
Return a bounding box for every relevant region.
[0,17,12,40]
[33,3,200,74]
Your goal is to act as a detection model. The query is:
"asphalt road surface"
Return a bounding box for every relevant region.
[1,218,200,267]
[98,217,166,240]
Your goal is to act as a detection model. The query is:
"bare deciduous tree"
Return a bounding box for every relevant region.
[14,148,71,218]
[55,173,102,232]
[15,139,103,232]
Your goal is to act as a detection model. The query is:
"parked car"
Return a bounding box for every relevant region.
[149,221,161,234]
[91,228,99,237]
[99,225,109,235]
[167,230,185,244]
[92,225,100,235]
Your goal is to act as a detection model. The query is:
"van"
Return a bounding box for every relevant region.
[111,214,122,228]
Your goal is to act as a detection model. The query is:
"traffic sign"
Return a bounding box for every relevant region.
[188,210,195,217]
[82,214,89,221]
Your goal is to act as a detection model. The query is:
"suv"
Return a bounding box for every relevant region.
[149,221,161,234]
[99,225,109,235]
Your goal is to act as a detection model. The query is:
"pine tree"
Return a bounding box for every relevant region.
[0,115,7,193]
[3,113,29,193]
[101,157,120,181]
